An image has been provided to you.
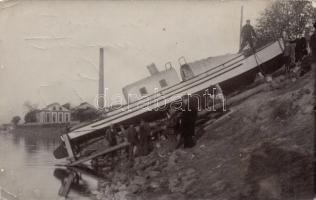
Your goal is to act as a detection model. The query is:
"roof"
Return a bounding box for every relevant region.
[187,54,238,76]
[44,102,60,109]
[122,67,179,91]
[41,102,70,112]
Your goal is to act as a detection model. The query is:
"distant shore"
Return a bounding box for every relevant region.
[11,124,67,141]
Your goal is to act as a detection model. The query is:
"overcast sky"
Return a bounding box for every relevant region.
[0,0,270,123]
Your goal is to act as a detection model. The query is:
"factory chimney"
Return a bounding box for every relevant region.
[98,48,105,109]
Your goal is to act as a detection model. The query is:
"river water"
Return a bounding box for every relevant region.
[0,131,99,200]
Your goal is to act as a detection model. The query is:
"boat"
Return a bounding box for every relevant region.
[54,39,285,163]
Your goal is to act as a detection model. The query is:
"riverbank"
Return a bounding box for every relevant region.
[92,68,314,200]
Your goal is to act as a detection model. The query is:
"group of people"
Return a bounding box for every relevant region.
[104,119,152,160]
[103,95,198,160]
[239,19,316,77]
[282,22,316,78]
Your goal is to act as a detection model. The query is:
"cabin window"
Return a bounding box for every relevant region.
[139,87,148,96]
[59,107,62,111]
[53,106,56,111]
[159,79,168,88]
[59,113,63,122]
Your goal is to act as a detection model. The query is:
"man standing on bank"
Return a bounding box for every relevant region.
[105,124,118,160]
[239,19,257,53]
[138,119,151,156]
[126,124,138,159]
[178,95,198,148]
[310,22,316,65]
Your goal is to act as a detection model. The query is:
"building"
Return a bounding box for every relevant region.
[122,63,181,103]
[35,103,71,124]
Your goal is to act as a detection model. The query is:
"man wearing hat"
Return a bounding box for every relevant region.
[310,22,316,64]
[239,19,258,53]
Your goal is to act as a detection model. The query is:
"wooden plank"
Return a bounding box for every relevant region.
[58,173,76,197]
[63,134,75,161]
[227,83,267,107]
[203,109,234,131]
[69,142,130,166]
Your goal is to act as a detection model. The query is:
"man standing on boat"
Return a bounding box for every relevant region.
[239,19,257,53]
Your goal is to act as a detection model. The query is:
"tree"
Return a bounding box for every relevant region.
[23,100,39,123]
[62,103,71,110]
[11,116,21,126]
[255,0,316,46]
[24,110,38,123]
[71,107,99,122]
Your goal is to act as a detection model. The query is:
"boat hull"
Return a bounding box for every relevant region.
[54,39,285,159]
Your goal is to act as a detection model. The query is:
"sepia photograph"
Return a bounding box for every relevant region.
[0,0,315,199]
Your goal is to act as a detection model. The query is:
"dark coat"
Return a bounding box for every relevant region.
[127,126,138,145]
[138,123,151,156]
[310,32,316,62]
[295,37,308,62]
[241,24,256,39]
[106,128,117,146]
[179,104,197,148]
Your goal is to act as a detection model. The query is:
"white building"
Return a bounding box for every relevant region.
[122,63,181,103]
[35,103,71,124]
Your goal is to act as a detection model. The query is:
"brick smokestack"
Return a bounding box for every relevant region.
[98,48,104,109]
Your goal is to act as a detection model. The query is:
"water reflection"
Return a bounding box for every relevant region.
[0,131,98,200]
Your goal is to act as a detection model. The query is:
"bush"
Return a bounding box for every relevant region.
[11,116,21,125]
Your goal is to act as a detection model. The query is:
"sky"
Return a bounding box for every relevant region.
[0,0,271,123]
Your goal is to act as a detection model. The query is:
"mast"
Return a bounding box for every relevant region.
[98,48,105,110]
[239,5,244,50]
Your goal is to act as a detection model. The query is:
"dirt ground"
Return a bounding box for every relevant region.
[94,70,314,200]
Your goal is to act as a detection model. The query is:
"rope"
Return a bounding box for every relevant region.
[252,43,266,76]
